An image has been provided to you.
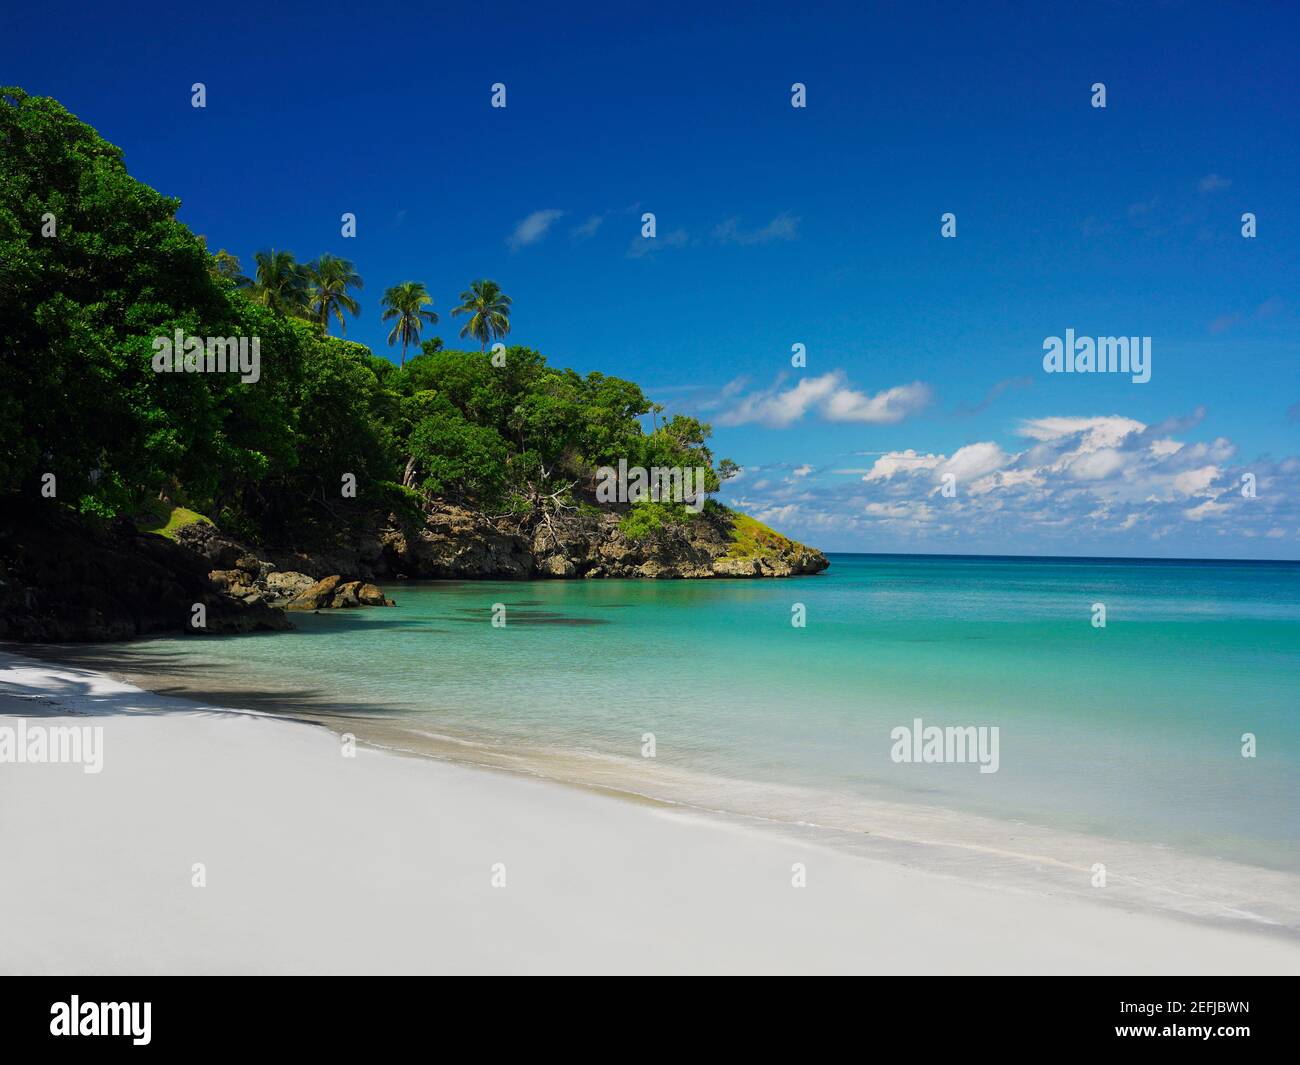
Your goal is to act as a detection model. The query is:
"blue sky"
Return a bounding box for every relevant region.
[3,1,1297,557]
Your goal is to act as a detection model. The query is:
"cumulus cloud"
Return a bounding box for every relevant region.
[712,388,1298,552]
[718,372,931,428]
[822,381,933,423]
[1017,415,1144,447]
[863,450,943,482]
[1067,448,1126,481]
[940,442,1009,483]
[508,209,564,250]
[709,411,1284,550]
[717,374,839,427]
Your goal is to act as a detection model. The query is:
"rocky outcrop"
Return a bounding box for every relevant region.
[176,524,395,610]
[284,576,395,611]
[211,502,829,583]
[0,493,826,643]
[0,505,291,642]
[0,492,823,645]
[447,502,829,580]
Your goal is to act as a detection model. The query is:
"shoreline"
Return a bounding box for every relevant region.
[9,639,1300,933]
[2,648,1299,974]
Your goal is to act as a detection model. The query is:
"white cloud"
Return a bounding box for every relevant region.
[508,209,564,250]
[1067,447,1127,481]
[863,450,943,482]
[719,372,932,428]
[863,501,940,526]
[570,214,604,240]
[1018,415,1144,448]
[713,213,800,245]
[752,503,803,525]
[939,442,1008,483]
[822,381,933,424]
[1172,465,1220,497]
[718,373,840,427]
[1185,500,1231,521]
[716,402,1298,553]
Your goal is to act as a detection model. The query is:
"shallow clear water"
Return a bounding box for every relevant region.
[99,554,1300,874]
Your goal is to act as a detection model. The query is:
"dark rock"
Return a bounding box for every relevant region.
[0,502,292,642]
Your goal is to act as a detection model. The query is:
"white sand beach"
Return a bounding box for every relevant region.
[1,650,1297,975]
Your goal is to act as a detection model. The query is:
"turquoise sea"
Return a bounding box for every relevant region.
[80,553,1300,917]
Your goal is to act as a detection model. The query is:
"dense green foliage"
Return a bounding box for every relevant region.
[0,88,734,546]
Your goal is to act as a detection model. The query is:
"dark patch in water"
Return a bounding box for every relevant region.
[430,610,607,626]
[508,616,608,626]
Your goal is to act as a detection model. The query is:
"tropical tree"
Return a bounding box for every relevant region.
[381,281,438,368]
[251,249,309,317]
[451,278,512,352]
[305,254,363,335]
[211,249,251,288]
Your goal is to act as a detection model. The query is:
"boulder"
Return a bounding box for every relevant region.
[286,575,343,611]
[331,580,362,608]
[537,555,575,578]
[264,570,316,603]
[357,583,394,606]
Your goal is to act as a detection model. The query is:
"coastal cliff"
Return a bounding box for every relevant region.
[197,502,830,583]
[0,501,827,643]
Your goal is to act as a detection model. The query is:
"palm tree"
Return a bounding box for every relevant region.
[451,279,512,352]
[305,254,363,335]
[381,282,438,368]
[251,250,310,317]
